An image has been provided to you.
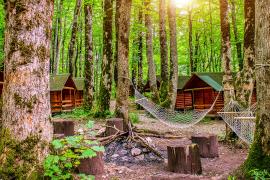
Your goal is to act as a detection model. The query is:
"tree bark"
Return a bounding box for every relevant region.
[230,0,243,70]
[194,32,200,72]
[188,9,193,73]
[220,0,235,105]
[115,0,132,131]
[235,0,255,108]
[244,0,270,173]
[84,3,94,109]
[159,0,169,102]
[137,7,144,92]
[68,0,82,76]
[114,0,120,88]
[220,0,235,141]
[1,0,53,172]
[145,0,159,103]
[209,0,214,72]
[98,0,113,113]
[167,0,178,110]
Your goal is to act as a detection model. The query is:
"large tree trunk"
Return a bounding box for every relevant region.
[137,8,144,92]
[68,0,82,76]
[167,0,178,110]
[84,3,94,109]
[244,0,270,173]
[230,0,243,70]
[115,0,132,131]
[159,0,169,102]
[235,0,255,108]
[188,9,193,73]
[114,0,120,88]
[194,32,200,72]
[220,0,235,141]
[145,0,159,103]
[208,0,214,73]
[220,0,235,105]
[98,0,113,113]
[1,0,53,176]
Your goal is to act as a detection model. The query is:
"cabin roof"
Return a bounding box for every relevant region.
[50,74,71,91]
[177,76,190,90]
[73,77,84,91]
[183,72,224,91]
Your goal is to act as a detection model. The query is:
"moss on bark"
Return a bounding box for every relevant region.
[0,129,43,179]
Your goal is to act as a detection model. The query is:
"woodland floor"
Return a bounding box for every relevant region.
[55,101,249,180]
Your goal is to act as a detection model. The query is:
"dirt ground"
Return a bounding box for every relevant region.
[72,112,249,180]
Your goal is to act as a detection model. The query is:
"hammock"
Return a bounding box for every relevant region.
[134,88,221,129]
[218,100,256,144]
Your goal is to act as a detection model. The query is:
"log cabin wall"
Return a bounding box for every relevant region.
[175,90,193,110]
[50,91,62,113]
[75,90,83,107]
[72,77,84,107]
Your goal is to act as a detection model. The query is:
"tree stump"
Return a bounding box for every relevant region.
[105,118,124,136]
[78,152,104,176]
[167,144,202,174]
[191,134,219,158]
[52,119,75,136]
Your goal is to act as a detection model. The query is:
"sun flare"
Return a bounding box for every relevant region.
[174,0,193,8]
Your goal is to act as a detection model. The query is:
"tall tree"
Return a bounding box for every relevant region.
[220,0,235,140]
[115,0,132,131]
[98,0,113,113]
[137,7,144,92]
[114,0,120,88]
[188,9,193,73]
[84,2,94,109]
[235,0,255,108]
[0,0,53,177]
[244,0,270,173]
[159,0,169,102]
[230,0,243,70]
[166,0,178,110]
[145,0,159,102]
[68,0,82,76]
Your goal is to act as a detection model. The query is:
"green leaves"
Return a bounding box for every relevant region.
[44,121,105,179]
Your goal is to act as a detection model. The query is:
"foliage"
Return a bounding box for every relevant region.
[249,169,270,180]
[129,112,140,124]
[43,121,104,179]
[227,175,236,180]
[54,107,92,120]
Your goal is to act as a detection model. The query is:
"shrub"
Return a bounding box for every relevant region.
[129,112,140,124]
[249,169,270,180]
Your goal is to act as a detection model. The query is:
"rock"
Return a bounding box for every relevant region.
[120,156,129,162]
[131,148,142,156]
[142,148,148,153]
[135,154,144,161]
[112,154,119,159]
[119,150,128,155]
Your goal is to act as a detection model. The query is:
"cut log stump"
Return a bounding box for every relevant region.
[167,144,202,175]
[105,118,124,136]
[78,152,104,176]
[53,119,75,136]
[191,134,219,158]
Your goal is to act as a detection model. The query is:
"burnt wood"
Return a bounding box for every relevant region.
[78,152,104,176]
[105,118,124,136]
[53,119,75,136]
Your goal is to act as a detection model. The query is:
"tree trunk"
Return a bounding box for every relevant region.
[230,0,243,70]
[235,0,255,108]
[61,14,67,73]
[84,3,94,109]
[98,0,113,113]
[159,0,169,102]
[115,0,132,131]
[114,0,120,88]
[194,32,200,72]
[209,0,214,72]
[220,0,235,141]
[188,9,193,73]
[137,7,144,92]
[68,0,82,76]
[166,0,178,110]
[244,0,270,173]
[220,0,235,105]
[145,0,159,103]
[1,0,53,176]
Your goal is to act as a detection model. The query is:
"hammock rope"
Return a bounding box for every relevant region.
[134,87,221,129]
[218,100,256,144]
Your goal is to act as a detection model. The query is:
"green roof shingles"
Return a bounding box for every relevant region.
[73,78,84,91]
[50,74,70,91]
[177,76,190,90]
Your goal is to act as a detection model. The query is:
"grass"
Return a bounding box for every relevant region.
[129,112,140,124]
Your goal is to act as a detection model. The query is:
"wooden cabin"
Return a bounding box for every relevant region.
[0,72,4,96]
[50,74,76,113]
[73,77,84,107]
[175,76,192,110]
[181,73,225,116]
